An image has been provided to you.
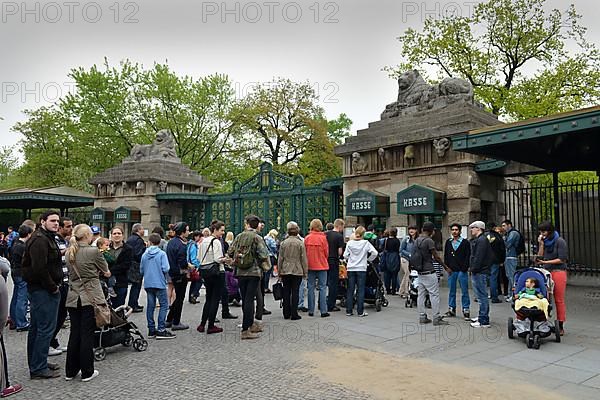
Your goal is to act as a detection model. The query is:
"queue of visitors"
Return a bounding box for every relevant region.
[0,210,570,396]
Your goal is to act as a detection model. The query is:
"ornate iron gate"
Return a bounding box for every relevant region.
[503,179,600,273]
[183,163,343,235]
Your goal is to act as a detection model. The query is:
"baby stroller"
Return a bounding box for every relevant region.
[337,261,349,308]
[404,270,431,309]
[94,283,148,361]
[363,262,388,311]
[507,267,561,349]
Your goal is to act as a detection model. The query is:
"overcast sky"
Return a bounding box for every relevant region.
[1,0,599,152]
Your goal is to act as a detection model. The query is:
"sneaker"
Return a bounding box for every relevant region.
[81,370,99,382]
[419,317,432,324]
[298,307,308,312]
[57,345,68,352]
[47,362,60,371]
[444,308,456,317]
[171,323,189,331]
[147,330,157,339]
[505,296,512,302]
[65,372,81,381]
[241,330,259,340]
[196,324,205,333]
[308,312,314,317]
[433,317,449,326]
[1,384,23,397]
[155,330,177,340]
[262,309,272,315]
[346,313,353,317]
[470,317,479,323]
[30,370,60,380]
[48,347,62,357]
[463,310,470,321]
[131,306,144,313]
[207,326,223,334]
[470,321,491,328]
[250,322,263,333]
[321,312,331,318]
[358,312,368,317]
[222,313,238,319]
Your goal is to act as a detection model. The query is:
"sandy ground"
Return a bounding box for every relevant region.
[303,348,567,400]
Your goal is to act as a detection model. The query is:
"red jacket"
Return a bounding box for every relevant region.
[304,231,329,271]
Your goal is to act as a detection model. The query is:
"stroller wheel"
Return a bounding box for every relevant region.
[554,320,561,343]
[382,299,389,307]
[122,334,133,347]
[533,334,541,350]
[94,348,106,361]
[133,338,149,352]
[526,333,533,349]
[507,317,514,339]
[340,297,346,307]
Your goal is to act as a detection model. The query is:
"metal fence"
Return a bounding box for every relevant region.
[503,180,600,273]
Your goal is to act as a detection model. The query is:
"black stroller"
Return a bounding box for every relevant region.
[93,283,148,361]
[507,267,560,349]
[364,262,389,311]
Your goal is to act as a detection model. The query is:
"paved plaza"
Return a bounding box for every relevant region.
[4,281,600,399]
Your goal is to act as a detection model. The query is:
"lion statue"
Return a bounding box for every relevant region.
[351,152,368,174]
[129,129,178,161]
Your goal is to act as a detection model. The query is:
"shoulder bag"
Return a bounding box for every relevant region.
[70,261,111,328]
[200,238,221,279]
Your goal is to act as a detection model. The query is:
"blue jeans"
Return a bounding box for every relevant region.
[307,270,328,315]
[346,271,366,315]
[298,278,306,308]
[189,279,202,298]
[489,264,500,300]
[10,275,29,329]
[113,287,128,308]
[146,288,168,333]
[27,289,60,374]
[128,282,142,308]
[471,274,490,325]
[505,258,517,296]
[448,271,470,311]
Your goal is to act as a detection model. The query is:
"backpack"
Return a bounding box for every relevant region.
[231,232,258,270]
[513,229,526,256]
[487,231,506,264]
[409,237,426,272]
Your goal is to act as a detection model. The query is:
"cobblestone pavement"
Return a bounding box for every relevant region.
[4,281,600,399]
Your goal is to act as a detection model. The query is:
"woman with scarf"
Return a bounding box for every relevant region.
[535,221,568,336]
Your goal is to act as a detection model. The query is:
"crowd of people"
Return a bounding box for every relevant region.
[0,210,570,395]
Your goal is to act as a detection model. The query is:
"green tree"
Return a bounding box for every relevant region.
[387,0,600,119]
[0,145,19,189]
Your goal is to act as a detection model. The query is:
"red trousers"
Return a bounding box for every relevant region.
[551,270,567,322]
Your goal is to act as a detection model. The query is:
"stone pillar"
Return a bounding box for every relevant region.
[446,169,481,226]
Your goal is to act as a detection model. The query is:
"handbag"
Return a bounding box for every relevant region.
[199,238,221,279]
[272,281,284,301]
[70,261,111,328]
[189,268,201,282]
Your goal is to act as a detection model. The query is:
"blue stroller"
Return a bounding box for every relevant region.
[507,268,561,349]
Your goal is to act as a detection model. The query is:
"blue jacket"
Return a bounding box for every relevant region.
[505,228,519,258]
[187,241,200,268]
[400,236,416,261]
[140,246,169,289]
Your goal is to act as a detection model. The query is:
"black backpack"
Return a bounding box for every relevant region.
[513,229,526,255]
[409,237,426,272]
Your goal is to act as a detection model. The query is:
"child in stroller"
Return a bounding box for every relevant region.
[507,268,560,349]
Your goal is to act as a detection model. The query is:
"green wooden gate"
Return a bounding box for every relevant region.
[183,163,342,235]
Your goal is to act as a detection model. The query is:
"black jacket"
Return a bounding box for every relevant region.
[469,234,494,275]
[126,234,146,264]
[108,243,133,288]
[9,239,27,278]
[486,230,506,264]
[21,228,63,293]
[444,238,470,272]
[167,237,188,283]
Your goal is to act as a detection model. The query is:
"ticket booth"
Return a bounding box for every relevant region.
[346,189,390,233]
[397,185,447,249]
[90,207,114,237]
[114,206,142,237]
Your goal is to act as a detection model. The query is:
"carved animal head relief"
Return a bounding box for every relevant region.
[433,138,451,158]
[351,152,368,174]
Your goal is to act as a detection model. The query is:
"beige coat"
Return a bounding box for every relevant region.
[66,243,109,308]
[278,235,308,277]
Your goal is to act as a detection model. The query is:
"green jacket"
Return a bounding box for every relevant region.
[228,229,270,278]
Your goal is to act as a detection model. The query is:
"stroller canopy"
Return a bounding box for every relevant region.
[515,268,548,298]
